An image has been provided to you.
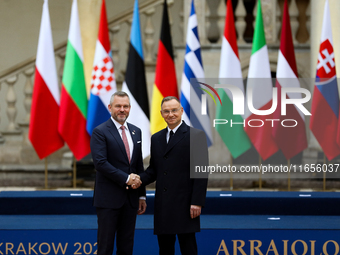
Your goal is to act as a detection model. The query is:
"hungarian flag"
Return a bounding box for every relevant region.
[244,0,278,161]
[122,0,150,158]
[58,0,91,160]
[86,0,116,136]
[150,0,178,134]
[29,0,64,159]
[216,0,251,158]
[310,0,340,160]
[272,0,307,160]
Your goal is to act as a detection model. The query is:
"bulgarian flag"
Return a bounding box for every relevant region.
[216,0,251,159]
[150,0,178,134]
[244,0,278,161]
[272,0,307,160]
[58,0,91,160]
[29,0,64,159]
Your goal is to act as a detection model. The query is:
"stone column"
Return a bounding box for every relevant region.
[144,7,156,65]
[261,0,278,44]
[0,82,4,144]
[78,0,101,96]
[235,0,247,44]
[183,0,207,44]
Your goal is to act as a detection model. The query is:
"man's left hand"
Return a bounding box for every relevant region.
[138,199,147,215]
[190,205,201,219]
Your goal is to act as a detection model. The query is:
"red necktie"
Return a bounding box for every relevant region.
[120,126,130,163]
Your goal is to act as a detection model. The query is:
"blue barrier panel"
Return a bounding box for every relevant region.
[2,191,340,215]
[199,229,340,255]
[1,229,339,254]
[1,191,340,254]
[1,215,340,254]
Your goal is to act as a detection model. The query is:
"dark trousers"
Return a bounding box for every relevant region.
[96,200,137,255]
[157,233,197,255]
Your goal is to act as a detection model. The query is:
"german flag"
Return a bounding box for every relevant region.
[150,0,178,134]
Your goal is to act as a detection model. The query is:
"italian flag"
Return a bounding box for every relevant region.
[58,0,91,160]
[216,0,251,159]
[244,0,278,161]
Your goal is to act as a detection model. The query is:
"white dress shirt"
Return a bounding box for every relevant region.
[166,120,183,142]
[111,117,134,159]
[111,117,145,200]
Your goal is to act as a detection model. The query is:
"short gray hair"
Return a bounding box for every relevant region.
[161,96,180,107]
[110,91,130,105]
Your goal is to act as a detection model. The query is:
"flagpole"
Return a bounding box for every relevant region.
[323,154,326,191]
[259,156,262,190]
[230,155,233,190]
[44,157,48,189]
[73,157,77,188]
[287,159,291,191]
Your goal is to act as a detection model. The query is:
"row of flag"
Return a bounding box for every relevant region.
[29,0,148,160]
[216,0,339,162]
[28,0,339,163]
[216,0,338,162]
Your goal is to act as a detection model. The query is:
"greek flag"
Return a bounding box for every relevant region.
[180,0,213,146]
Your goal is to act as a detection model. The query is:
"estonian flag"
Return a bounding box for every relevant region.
[122,0,151,158]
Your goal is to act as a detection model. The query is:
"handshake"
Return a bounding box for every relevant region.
[126,173,142,189]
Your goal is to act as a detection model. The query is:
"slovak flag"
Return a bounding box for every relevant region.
[86,0,117,135]
[310,0,340,160]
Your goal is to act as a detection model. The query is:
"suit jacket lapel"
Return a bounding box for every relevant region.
[127,123,138,164]
[107,119,130,163]
[157,128,168,154]
[164,122,188,155]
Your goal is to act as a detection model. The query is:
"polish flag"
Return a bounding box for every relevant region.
[29,0,64,159]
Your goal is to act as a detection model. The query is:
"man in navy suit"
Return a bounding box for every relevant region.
[138,96,209,255]
[90,91,146,255]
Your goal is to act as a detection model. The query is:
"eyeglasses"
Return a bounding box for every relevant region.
[161,108,181,116]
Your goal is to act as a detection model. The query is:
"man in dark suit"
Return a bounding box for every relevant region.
[90,91,146,255]
[138,96,209,255]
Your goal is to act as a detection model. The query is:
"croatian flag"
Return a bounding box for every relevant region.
[86,0,116,135]
[180,0,213,146]
[310,0,340,160]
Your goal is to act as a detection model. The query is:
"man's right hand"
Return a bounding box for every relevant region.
[127,173,142,189]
